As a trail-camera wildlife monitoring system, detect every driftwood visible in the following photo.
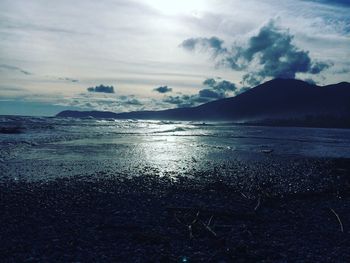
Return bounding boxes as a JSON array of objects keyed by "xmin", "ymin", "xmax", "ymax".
[
  {"xmin": 199, "ymin": 215, "xmax": 217, "ymax": 237},
  {"xmin": 174, "ymin": 211, "xmax": 218, "ymax": 239},
  {"xmin": 330, "ymin": 208, "xmax": 344, "ymax": 233},
  {"xmin": 254, "ymin": 197, "xmax": 261, "ymax": 211}
]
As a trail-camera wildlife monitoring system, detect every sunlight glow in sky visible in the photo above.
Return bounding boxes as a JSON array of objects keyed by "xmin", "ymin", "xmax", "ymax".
[
  {"xmin": 0, "ymin": 0, "xmax": 349, "ymax": 115},
  {"xmin": 144, "ymin": 0, "xmax": 207, "ymax": 15}
]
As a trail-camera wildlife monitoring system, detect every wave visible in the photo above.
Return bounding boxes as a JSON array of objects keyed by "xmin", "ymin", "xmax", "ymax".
[
  {"xmin": 191, "ymin": 122, "xmax": 216, "ymax": 127},
  {"xmin": 151, "ymin": 127, "xmax": 188, "ymax": 134},
  {"xmin": 159, "ymin": 120, "xmax": 179, "ymax": 125}
]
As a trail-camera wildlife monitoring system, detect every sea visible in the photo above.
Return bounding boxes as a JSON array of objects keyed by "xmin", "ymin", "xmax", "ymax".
[{"xmin": 1, "ymin": 115, "xmax": 350, "ymax": 181}]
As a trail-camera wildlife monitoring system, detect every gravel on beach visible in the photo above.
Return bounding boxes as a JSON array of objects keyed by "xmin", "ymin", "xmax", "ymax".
[{"xmin": 1, "ymin": 157, "xmax": 350, "ymax": 262}]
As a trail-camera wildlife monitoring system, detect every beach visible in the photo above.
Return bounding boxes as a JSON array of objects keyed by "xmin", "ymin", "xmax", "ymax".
[
  {"xmin": 1, "ymin": 117, "xmax": 350, "ymax": 262},
  {"xmin": 1, "ymin": 157, "xmax": 350, "ymax": 262}
]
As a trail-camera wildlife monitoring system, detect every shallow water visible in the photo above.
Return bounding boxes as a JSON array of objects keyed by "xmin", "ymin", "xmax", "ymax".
[{"xmin": 1, "ymin": 116, "xmax": 350, "ymax": 180}]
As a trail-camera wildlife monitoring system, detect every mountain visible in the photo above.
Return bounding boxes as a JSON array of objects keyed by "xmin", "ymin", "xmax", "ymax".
[{"xmin": 57, "ymin": 79, "xmax": 350, "ymax": 127}]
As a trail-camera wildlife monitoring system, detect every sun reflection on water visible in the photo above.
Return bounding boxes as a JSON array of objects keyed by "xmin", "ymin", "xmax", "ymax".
[{"xmin": 137, "ymin": 124, "xmax": 202, "ymax": 178}]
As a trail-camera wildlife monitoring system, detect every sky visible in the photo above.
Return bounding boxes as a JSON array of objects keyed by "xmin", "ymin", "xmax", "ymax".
[{"xmin": 0, "ymin": 0, "xmax": 349, "ymax": 116}]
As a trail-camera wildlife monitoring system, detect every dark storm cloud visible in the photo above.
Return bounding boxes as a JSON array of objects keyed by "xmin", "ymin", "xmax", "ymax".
[
  {"xmin": 232, "ymin": 21, "xmax": 332, "ymax": 83},
  {"xmin": 164, "ymin": 78, "xmax": 237, "ymax": 108},
  {"xmin": 181, "ymin": 20, "xmax": 331, "ymax": 86},
  {"xmin": 199, "ymin": 89, "xmax": 225, "ymax": 99},
  {"xmin": 204, "ymin": 78, "xmax": 237, "ymax": 92},
  {"xmin": 241, "ymin": 74, "xmax": 261, "ymax": 87},
  {"xmin": 159, "ymin": 79, "xmax": 235, "ymax": 107},
  {"xmin": 201, "ymin": 78, "xmax": 237, "ymax": 97},
  {"xmin": 239, "ymin": 21, "xmax": 314, "ymax": 78},
  {"xmin": 203, "ymin": 78, "xmax": 216, "ymax": 87},
  {"xmin": 164, "ymin": 95, "xmax": 195, "ymax": 108},
  {"xmin": 309, "ymin": 61, "xmax": 331, "ymax": 74},
  {"xmin": 0, "ymin": 64, "xmax": 32, "ymax": 75},
  {"xmin": 180, "ymin": 37, "xmax": 227, "ymax": 55},
  {"xmin": 154, "ymin": 85, "xmax": 172, "ymax": 93},
  {"xmin": 87, "ymin": 84, "xmax": 115, "ymax": 93},
  {"xmin": 164, "ymin": 93, "xmax": 217, "ymax": 108},
  {"xmin": 302, "ymin": 0, "xmax": 350, "ymax": 7}
]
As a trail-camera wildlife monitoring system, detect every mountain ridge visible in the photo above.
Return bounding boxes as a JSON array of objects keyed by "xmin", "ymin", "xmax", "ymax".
[{"xmin": 56, "ymin": 79, "xmax": 350, "ymax": 128}]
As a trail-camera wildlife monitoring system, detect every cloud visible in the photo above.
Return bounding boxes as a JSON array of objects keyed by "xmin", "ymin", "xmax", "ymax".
[
  {"xmin": 119, "ymin": 95, "xmax": 143, "ymax": 105},
  {"xmin": 164, "ymin": 95, "xmax": 195, "ymax": 108},
  {"xmin": 309, "ymin": 61, "xmax": 331, "ymax": 74},
  {"xmin": 241, "ymin": 74, "xmax": 261, "ymax": 87},
  {"xmin": 200, "ymin": 78, "xmax": 237, "ymax": 98},
  {"xmin": 87, "ymin": 84, "xmax": 115, "ymax": 93},
  {"xmin": 180, "ymin": 37, "xmax": 227, "ymax": 56},
  {"xmin": 57, "ymin": 91, "xmax": 150, "ymax": 113},
  {"xmin": 154, "ymin": 85, "xmax": 172, "ymax": 93},
  {"xmin": 303, "ymin": 78, "xmax": 317, "ymax": 85},
  {"xmin": 235, "ymin": 86, "xmax": 251, "ymax": 95},
  {"xmin": 58, "ymin": 77, "xmax": 79, "ymax": 83},
  {"xmin": 198, "ymin": 89, "xmax": 224, "ymax": 99},
  {"xmin": 164, "ymin": 93, "xmax": 217, "ymax": 108},
  {"xmin": 181, "ymin": 20, "xmax": 332, "ymax": 86},
  {"xmin": 0, "ymin": 64, "xmax": 32, "ymax": 75},
  {"xmin": 204, "ymin": 78, "xmax": 237, "ymax": 92},
  {"xmin": 164, "ymin": 78, "xmax": 237, "ymax": 108},
  {"xmin": 238, "ymin": 21, "xmax": 332, "ymax": 85},
  {"xmin": 303, "ymin": 0, "xmax": 350, "ymax": 7},
  {"xmin": 0, "ymin": 85, "xmax": 26, "ymax": 92}
]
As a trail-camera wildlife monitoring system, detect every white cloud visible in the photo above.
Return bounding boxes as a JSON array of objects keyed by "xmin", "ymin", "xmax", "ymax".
[{"xmin": 0, "ymin": 0, "xmax": 349, "ymax": 114}]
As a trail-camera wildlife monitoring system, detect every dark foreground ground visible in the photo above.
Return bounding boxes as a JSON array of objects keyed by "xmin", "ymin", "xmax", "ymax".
[{"xmin": 1, "ymin": 158, "xmax": 350, "ymax": 262}]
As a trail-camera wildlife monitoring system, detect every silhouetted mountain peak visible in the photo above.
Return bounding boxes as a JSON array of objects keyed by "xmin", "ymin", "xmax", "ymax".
[
  {"xmin": 56, "ymin": 79, "xmax": 350, "ymax": 128},
  {"xmin": 252, "ymin": 78, "xmax": 314, "ymax": 92}
]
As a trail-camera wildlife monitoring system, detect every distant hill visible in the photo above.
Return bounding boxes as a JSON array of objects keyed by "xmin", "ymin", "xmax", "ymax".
[{"xmin": 57, "ymin": 79, "xmax": 350, "ymax": 128}]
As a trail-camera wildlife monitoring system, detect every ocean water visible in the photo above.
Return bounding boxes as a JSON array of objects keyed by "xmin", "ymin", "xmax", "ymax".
[{"xmin": 1, "ymin": 116, "xmax": 350, "ymax": 181}]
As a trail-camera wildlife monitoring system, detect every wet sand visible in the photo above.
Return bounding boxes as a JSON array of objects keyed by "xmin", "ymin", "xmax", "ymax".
[{"xmin": 1, "ymin": 158, "xmax": 350, "ymax": 262}]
